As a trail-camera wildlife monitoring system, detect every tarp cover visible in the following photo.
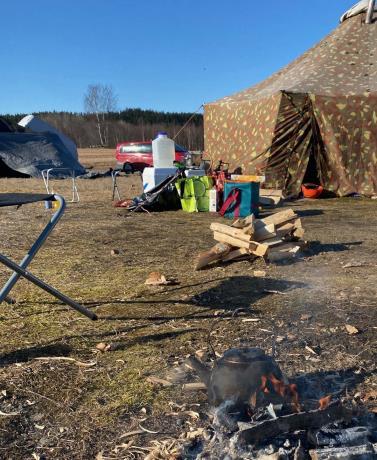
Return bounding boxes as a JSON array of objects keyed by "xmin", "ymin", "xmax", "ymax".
[
  {"xmin": 0, "ymin": 132, "xmax": 85, "ymax": 177},
  {"xmin": 204, "ymin": 10, "xmax": 377, "ymax": 196}
]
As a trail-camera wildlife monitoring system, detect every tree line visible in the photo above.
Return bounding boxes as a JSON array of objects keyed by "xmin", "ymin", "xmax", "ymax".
[{"xmin": 2, "ymin": 108, "xmax": 204, "ymax": 150}]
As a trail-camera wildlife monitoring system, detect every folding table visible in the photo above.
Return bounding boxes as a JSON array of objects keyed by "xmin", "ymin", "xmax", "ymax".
[{"xmin": 0, "ymin": 193, "xmax": 97, "ymax": 320}]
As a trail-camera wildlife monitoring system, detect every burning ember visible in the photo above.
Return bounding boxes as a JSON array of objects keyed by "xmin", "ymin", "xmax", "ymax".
[
  {"xmin": 318, "ymin": 395, "xmax": 332, "ymax": 411},
  {"xmin": 258, "ymin": 373, "xmax": 301, "ymax": 412}
]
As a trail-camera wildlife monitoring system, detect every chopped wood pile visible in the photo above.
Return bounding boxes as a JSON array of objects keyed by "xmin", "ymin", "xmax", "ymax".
[
  {"xmin": 196, "ymin": 208, "xmax": 306, "ymax": 270},
  {"xmin": 259, "ymin": 188, "xmax": 284, "ymax": 208}
]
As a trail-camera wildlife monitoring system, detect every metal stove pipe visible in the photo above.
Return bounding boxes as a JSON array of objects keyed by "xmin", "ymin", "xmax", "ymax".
[{"xmin": 366, "ymin": 0, "xmax": 376, "ymax": 24}]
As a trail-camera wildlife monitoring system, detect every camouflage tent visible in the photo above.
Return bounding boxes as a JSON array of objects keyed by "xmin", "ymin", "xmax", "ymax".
[{"xmin": 204, "ymin": 7, "xmax": 377, "ymax": 196}]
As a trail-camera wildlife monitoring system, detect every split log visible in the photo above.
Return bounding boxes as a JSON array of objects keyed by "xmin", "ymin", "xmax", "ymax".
[
  {"xmin": 309, "ymin": 444, "xmax": 376, "ymax": 460},
  {"xmin": 195, "ymin": 242, "xmax": 232, "ymax": 270},
  {"xmin": 213, "ymin": 232, "xmax": 252, "ymax": 250},
  {"xmin": 259, "ymin": 209, "xmax": 298, "ymax": 227},
  {"xmin": 267, "ymin": 250, "xmax": 299, "ymax": 263},
  {"xmin": 210, "ymin": 223, "xmax": 252, "ymax": 242},
  {"xmin": 237, "ymin": 401, "xmax": 355, "ymax": 447},
  {"xmin": 253, "ymin": 223, "xmax": 276, "ymax": 242},
  {"xmin": 275, "ymin": 222, "xmax": 295, "ymax": 237},
  {"xmin": 231, "ymin": 214, "xmax": 255, "ymax": 233},
  {"xmin": 262, "ymin": 237, "xmax": 285, "ymax": 247},
  {"xmin": 259, "ymin": 196, "xmax": 282, "ymax": 207},
  {"xmin": 249, "ymin": 241, "xmax": 269, "ymax": 257},
  {"xmin": 259, "ymin": 188, "xmax": 284, "ymax": 197},
  {"xmin": 293, "ymin": 227, "xmax": 305, "ymax": 239},
  {"xmin": 222, "ymin": 248, "xmax": 250, "ymax": 262},
  {"xmin": 267, "ymin": 242, "xmax": 305, "ymax": 262},
  {"xmin": 259, "ymin": 196, "xmax": 276, "ymax": 207},
  {"xmin": 269, "ymin": 242, "xmax": 305, "ymax": 252},
  {"xmin": 182, "ymin": 382, "xmax": 207, "ymax": 391}
]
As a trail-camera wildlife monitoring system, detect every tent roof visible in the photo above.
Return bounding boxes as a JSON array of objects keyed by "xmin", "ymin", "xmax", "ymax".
[{"xmin": 208, "ymin": 13, "xmax": 377, "ymax": 105}]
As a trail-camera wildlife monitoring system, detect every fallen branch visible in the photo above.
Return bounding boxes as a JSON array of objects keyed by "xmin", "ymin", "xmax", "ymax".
[
  {"xmin": 119, "ymin": 429, "xmax": 145, "ymax": 439},
  {"xmin": 146, "ymin": 376, "xmax": 173, "ymax": 387},
  {"xmin": 0, "ymin": 410, "xmax": 21, "ymax": 416},
  {"xmin": 34, "ymin": 357, "xmax": 96, "ymax": 367}
]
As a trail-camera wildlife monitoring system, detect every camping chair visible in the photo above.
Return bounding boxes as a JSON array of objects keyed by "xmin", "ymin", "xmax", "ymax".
[
  {"xmin": 0, "ymin": 193, "xmax": 97, "ymax": 320},
  {"xmin": 41, "ymin": 168, "xmax": 80, "ymax": 202}
]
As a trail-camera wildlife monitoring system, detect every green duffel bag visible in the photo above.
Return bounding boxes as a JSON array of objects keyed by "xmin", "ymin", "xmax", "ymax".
[{"xmin": 176, "ymin": 176, "xmax": 213, "ymax": 212}]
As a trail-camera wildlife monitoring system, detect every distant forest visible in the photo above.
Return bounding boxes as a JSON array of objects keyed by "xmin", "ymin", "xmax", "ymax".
[{"xmin": 3, "ymin": 108, "xmax": 204, "ymax": 150}]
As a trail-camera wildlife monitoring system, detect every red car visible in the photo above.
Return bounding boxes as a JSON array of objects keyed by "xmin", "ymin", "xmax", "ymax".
[{"xmin": 115, "ymin": 141, "xmax": 188, "ymax": 172}]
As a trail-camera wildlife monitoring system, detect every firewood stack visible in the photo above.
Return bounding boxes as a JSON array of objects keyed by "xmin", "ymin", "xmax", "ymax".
[{"xmin": 196, "ymin": 209, "xmax": 306, "ymax": 270}]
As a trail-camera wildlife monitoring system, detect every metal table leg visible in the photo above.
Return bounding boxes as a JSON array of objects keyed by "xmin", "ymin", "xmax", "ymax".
[
  {"xmin": 0, "ymin": 253, "xmax": 97, "ymax": 320},
  {"xmin": 0, "ymin": 195, "xmax": 66, "ymax": 303},
  {"xmin": 112, "ymin": 170, "xmax": 122, "ymax": 200}
]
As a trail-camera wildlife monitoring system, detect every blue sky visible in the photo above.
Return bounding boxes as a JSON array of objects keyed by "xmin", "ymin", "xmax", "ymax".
[{"xmin": 0, "ymin": 0, "xmax": 356, "ymax": 114}]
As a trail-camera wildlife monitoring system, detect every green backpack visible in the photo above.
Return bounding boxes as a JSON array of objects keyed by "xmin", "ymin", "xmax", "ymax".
[{"xmin": 176, "ymin": 176, "xmax": 213, "ymax": 212}]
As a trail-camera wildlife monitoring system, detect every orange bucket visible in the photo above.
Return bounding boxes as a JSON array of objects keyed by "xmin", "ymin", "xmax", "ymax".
[{"xmin": 302, "ymin": 183, "xmax": 323, "ymax": 199}]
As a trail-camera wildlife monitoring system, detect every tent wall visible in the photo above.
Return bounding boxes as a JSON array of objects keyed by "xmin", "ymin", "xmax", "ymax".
[
  {"xmin": 204, "ymin": 93, "xmax": 282, "ymax": 173},
  {"xmin": 310, "ymin": 94, "xmax": 377, "ymax": 196}
]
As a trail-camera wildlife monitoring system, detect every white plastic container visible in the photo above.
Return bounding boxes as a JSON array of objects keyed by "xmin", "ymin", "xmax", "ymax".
[
  {"xmin": 185, "ymin": 169, "xmax": 206, "ymax": 178},
  {"xmin": 142, "ymin": 167, "xmax": 177, "ymax": 192},
  {"xmin": 209, "ymin": 189, "xmax": 218, "ymax": 212},
  {"xmin": 152, "ymin": 132, "xmax": 175, "ymax": 168}
]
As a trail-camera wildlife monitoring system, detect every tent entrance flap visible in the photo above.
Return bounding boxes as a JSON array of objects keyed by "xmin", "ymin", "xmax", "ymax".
[
  {"xmin": 254, "ymin": 93, "xmax": 314, "ymax": 195},
  {"xmin": 302, "ymin": 149, "xmax": 321, "ymax": 185}
]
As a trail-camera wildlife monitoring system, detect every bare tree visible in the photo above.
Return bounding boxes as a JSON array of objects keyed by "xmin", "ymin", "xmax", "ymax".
[{"xmin": 84, "ymin": 84, "xmax": 117, "ymax": 146}]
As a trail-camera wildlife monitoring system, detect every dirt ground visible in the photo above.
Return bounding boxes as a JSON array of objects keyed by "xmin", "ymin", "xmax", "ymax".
[{"xmin": 0, "ymin": 168, "xmax": 376, "ymax": 459}]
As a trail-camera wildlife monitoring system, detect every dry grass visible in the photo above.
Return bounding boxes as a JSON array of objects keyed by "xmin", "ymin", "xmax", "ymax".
[
  {"xmin": 0, "ymin": 173, "xmax": 376, "ymax": 458},
  {"xmin": 78, "ymin": 148, "xmax": 116, "ymax": 170}
]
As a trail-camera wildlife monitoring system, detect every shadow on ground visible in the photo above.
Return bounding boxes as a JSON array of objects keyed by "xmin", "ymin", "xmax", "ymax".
[{"xmin": 0, "ymin": 343, "xmax": 72, "ymax": 366}]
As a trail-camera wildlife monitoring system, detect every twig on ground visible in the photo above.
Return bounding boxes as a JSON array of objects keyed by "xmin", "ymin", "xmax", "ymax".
[{"xmin": 34, "ymin": 357, "xmax": 97, "ymax": 367}]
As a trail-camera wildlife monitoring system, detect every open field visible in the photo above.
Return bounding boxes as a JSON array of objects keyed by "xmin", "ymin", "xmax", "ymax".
[
  {"xmin": 0, "ymin": 174, "xmax": 376, "ymax": 458},
  {"xmin": 78, "ymin": 148, "xmax": 116, "ymax": 170}
]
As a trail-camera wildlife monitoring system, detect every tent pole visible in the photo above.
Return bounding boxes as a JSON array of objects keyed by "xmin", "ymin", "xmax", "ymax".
[{"xmin": 366, "ymin": 0, "xmax": 376, "ymax": 23}]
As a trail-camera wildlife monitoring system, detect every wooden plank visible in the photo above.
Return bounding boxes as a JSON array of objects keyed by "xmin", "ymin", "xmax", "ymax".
[
  {"xmin": 210, "ymin": 223, "xmax": 252, "ymax": 242},
  {"xmin": 195, "ymin": 242, "xmax": 232, "ymax": 270}
]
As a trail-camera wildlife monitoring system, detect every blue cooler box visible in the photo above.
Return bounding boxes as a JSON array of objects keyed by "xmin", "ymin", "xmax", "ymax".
[{"xmin": 220, "ymin": 181, "xmax": 260, "ymax": 218}]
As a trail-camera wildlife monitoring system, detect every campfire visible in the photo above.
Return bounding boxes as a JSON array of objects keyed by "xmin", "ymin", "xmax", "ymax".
[{"xmin": 183, "ymin": 348, "xmax": 377, "ymax": 459}]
